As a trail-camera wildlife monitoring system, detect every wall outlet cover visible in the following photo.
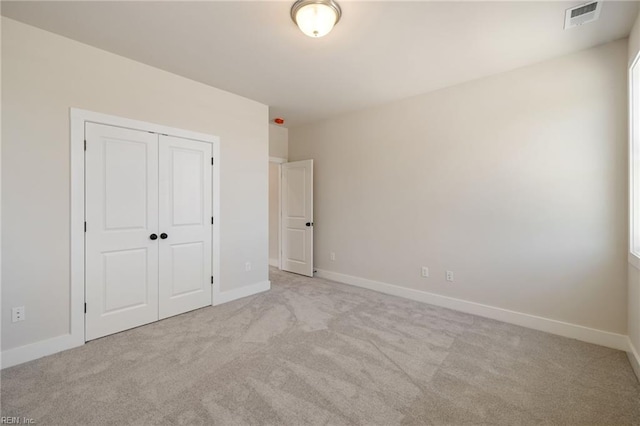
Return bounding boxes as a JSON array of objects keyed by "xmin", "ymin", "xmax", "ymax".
[{"xmin": 12, "ymin": 306, "xmax": 25, "ymax": 322}]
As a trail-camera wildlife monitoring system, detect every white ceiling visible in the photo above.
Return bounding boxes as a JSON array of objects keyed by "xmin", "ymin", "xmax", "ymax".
[{"xmin": 2, "ymin": 1, "xmax": 638, "ymax": 127}]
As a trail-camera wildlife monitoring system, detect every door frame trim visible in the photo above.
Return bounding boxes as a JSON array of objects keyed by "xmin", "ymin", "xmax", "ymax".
[
  {"xmin": 70, "ymin": 108, "xmax": 221, "ymax": 345},
  {"xmin": 269, "ymin": 156, "xmax": 287, "ymax": 270}
]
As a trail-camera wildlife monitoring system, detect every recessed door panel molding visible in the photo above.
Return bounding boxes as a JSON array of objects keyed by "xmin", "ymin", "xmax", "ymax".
[
  {"xmin": 281, "ymin": 159, "xmax": 314, "ymax": 277},
  {"xmin": 102, "ymin": 248, "xmax": 149, "ymax": 314},
  {"xmin": 103, "ymin": 139, "xmax": 149, "ymax": 231},
  {"xmin": 170, "ymin": 242, "xmax": 205, "ymax": 297},
  {"xmin": 158, "ymin": 135, "xmax": 212, "ymax": 319},
  {"xmin": 170, "ymin": 147, "xmax": 204, "ymax": 226},
  {"xmin": 285, "ymin": 229, "xmax": 306, "ymax": 263},
  {"xmin": 286, "ymin": 167, "xmax": 306, "ymax": 218},
  {"xmin": 85, "ymin": 123, "xmax": 159, "ymax": 341}
]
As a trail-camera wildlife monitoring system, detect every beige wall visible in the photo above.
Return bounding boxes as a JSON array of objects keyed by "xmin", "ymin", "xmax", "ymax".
[
  {"xmin": 1, "ymin": 18, "xmax": 269, "ymax": 351},
  {"xmin": 628, "ymin": 11, "xmax": 640, "ymax": 374},
  {"xmin": 269, "ymin": 124, "xmax": 288, "ymax": 159},
  {"xmin": 290, "ymin": 39, "xmax": 629, "ymax": 334}
]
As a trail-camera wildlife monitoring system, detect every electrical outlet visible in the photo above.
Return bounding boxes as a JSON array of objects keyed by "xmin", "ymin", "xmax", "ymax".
[
  {"xmin": 330, "ymin": 252, "xmax": 336, "ymax": 261},
  {"xmin": 421, "ymin": 267, "xmax": 429, "ymax": 277},
  {"xmin": 245, "ymin": 262, "xmax": 252, "ymax": 272},
  {"xmin": 12, "ymin": 306, "xmax": 25, "ymax": 323},
  {"xmin": 446, "ymin": 271, "xmax": 454, "ymax": 282}
]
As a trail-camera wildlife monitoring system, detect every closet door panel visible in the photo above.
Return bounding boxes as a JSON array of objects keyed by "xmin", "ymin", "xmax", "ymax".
[
  {"xmin": 85, "ymin": 123, "xmax": 159, "ymax": 341},
  {"xmin": 158, "ymin": 135, "xmax": 212, "ymax": 319}
]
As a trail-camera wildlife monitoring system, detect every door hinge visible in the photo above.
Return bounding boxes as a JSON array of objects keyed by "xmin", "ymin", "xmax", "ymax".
[
  {"xmin": 84, "ymin": 303, "xmax": 87, "ymax": 313},
  {"xmin": 211, "ymin": 157, "xmax": 214, "ymax": 165},
  {"xmin": 211, "ymin": 276, "xmax": 214, "ymax": 284},
  {"xmin": 84, "ymin": 222, "xmax": 87, "ymax": 232},
  {"xmin": 84, "ymin": 140, "xmax": 87, "ymax": 151},
  {"xmin": 211, "ymin": 217, "xmax": 214, "ymax": 225}
]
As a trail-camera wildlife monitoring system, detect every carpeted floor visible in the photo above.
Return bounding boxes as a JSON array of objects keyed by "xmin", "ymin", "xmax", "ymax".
[{"xmin": 2, "ymin": 268, "xmax": 639, "ymax": 425}]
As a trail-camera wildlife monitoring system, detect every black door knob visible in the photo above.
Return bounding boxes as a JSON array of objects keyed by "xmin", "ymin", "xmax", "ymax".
[
  {"xmin": 306, "ymin": 222, "xmax": 313, "ymax": 227},
  {"xmin": 160, "ymin": 233, "xmax": 168, "ymax": 239},
  {"xmin": 150, "ymin": 234, "xmax": 158, "ymax": 240}
]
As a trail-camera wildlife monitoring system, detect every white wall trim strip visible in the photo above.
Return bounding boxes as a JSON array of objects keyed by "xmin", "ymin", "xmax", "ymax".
[
  {"xmin": 315, "ymin": 269, "xmax": 629, "ymax": 351},
  {"xmin": 1, "ymin": 334, "xmax": 84, "ymax": 369},
  {"xmin": 627, "ymin": 337, "xmax": 640, "ymax": 381},
  {"xmin": 213, "ymin": 280, "xmax": 271, "ymax": 306}
]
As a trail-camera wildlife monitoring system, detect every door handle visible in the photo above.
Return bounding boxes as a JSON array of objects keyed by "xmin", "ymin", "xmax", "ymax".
[
  {"xmin": 305, "ymin": 222, "xmax": 313, "ymax": 227},
  {"xmin": 150, "ymin": 234, "xmax": 158, "ymax": 240},
  {"xmin": 160, "ymin": 233, "xmax": 168, "ymax": 239}
]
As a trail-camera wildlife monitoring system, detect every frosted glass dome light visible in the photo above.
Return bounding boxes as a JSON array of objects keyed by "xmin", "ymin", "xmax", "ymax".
[{"xmin": 291, "ymin": 0, "xmax": 342, "ymax": 38}]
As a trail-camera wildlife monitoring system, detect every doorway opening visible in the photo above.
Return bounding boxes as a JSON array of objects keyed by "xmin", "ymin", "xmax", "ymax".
[{"xmin": 269, "ymin": 157, "xmax": 286, "ymax": 269}]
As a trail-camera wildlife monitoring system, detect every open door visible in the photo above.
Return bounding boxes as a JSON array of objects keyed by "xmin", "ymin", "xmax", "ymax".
[{"xmin": 281, "ymin": 160, "xmax": 314, "ymax": 277}]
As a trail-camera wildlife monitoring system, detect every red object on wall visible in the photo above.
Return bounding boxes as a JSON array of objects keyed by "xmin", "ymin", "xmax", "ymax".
[{"xmin": 274, "ymin": 118, "xmax": 285, "ymax": 125}]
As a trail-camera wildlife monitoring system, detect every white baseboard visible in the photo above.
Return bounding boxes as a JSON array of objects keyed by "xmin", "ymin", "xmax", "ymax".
[
  {"xmin": 315, "ymin": 269, "xmax": 629, "ymax": 352},
  {"xmin": 627, "ymin": 337, "xmax": 640, "ymax": 381},
  {"xmin": 269, "ymin": 258, "xmax": 279, "ymax": 268},
  {"xmin": 213, "ymin": 280, "xmax": 271, "ymax": 306},
  {"xmin": 1, "ymin": 333, "xmax": 84, "ymax": 370}
]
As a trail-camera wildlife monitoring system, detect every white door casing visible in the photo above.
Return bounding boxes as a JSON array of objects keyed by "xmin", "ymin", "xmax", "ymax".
[
  {"xmin": 62, "ymin": 108, "xmax": 219, "ymax": 360},
  {"xmin": 158, "ymin": 135, "xmax": 213, "ymax": 319},
  {"xmin": 85, "ymin": 123, "xmax": 160, "ymax": 340},
  {"xmin": 281, "ymin": 160, "xmax": 314, "ymax": 277}
]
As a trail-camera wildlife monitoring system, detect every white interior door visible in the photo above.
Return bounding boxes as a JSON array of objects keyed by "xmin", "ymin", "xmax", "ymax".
[
  {"xmin": 85, "ymin": 123, "xmax": 159, "ymax": 341},
  {"xmin": 158, "ymin": 135, "xmax": 212, "ymax": 319},
  {"xmin": 281, "ymin": 160, "xmax": 314, "ymax": 277}
]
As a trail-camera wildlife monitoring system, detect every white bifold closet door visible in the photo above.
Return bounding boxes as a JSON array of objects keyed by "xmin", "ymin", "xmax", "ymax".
[
  {"xmin": 158, "ymin": 135, "xmax": 212, "ymax": 320},
  {"xmin": 85, "ymin": 123, "xmax": 212, "ymax": 341}
]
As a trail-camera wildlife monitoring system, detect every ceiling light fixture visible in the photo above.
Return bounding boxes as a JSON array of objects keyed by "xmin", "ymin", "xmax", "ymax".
[{"xmin": 291, "ymin": 0, "xmax": 342, "ymax": 38}]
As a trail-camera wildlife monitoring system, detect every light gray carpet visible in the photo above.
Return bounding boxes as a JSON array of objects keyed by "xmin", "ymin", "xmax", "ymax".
[{"xmin": 2, "ymin": 268, "xmax": 639, "ymax": 425}]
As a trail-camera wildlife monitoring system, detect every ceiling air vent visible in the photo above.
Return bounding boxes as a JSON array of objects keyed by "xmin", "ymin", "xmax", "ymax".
[{"xmin": 564, "ymin": 1, "xmax": 602, "ymax": 29}]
